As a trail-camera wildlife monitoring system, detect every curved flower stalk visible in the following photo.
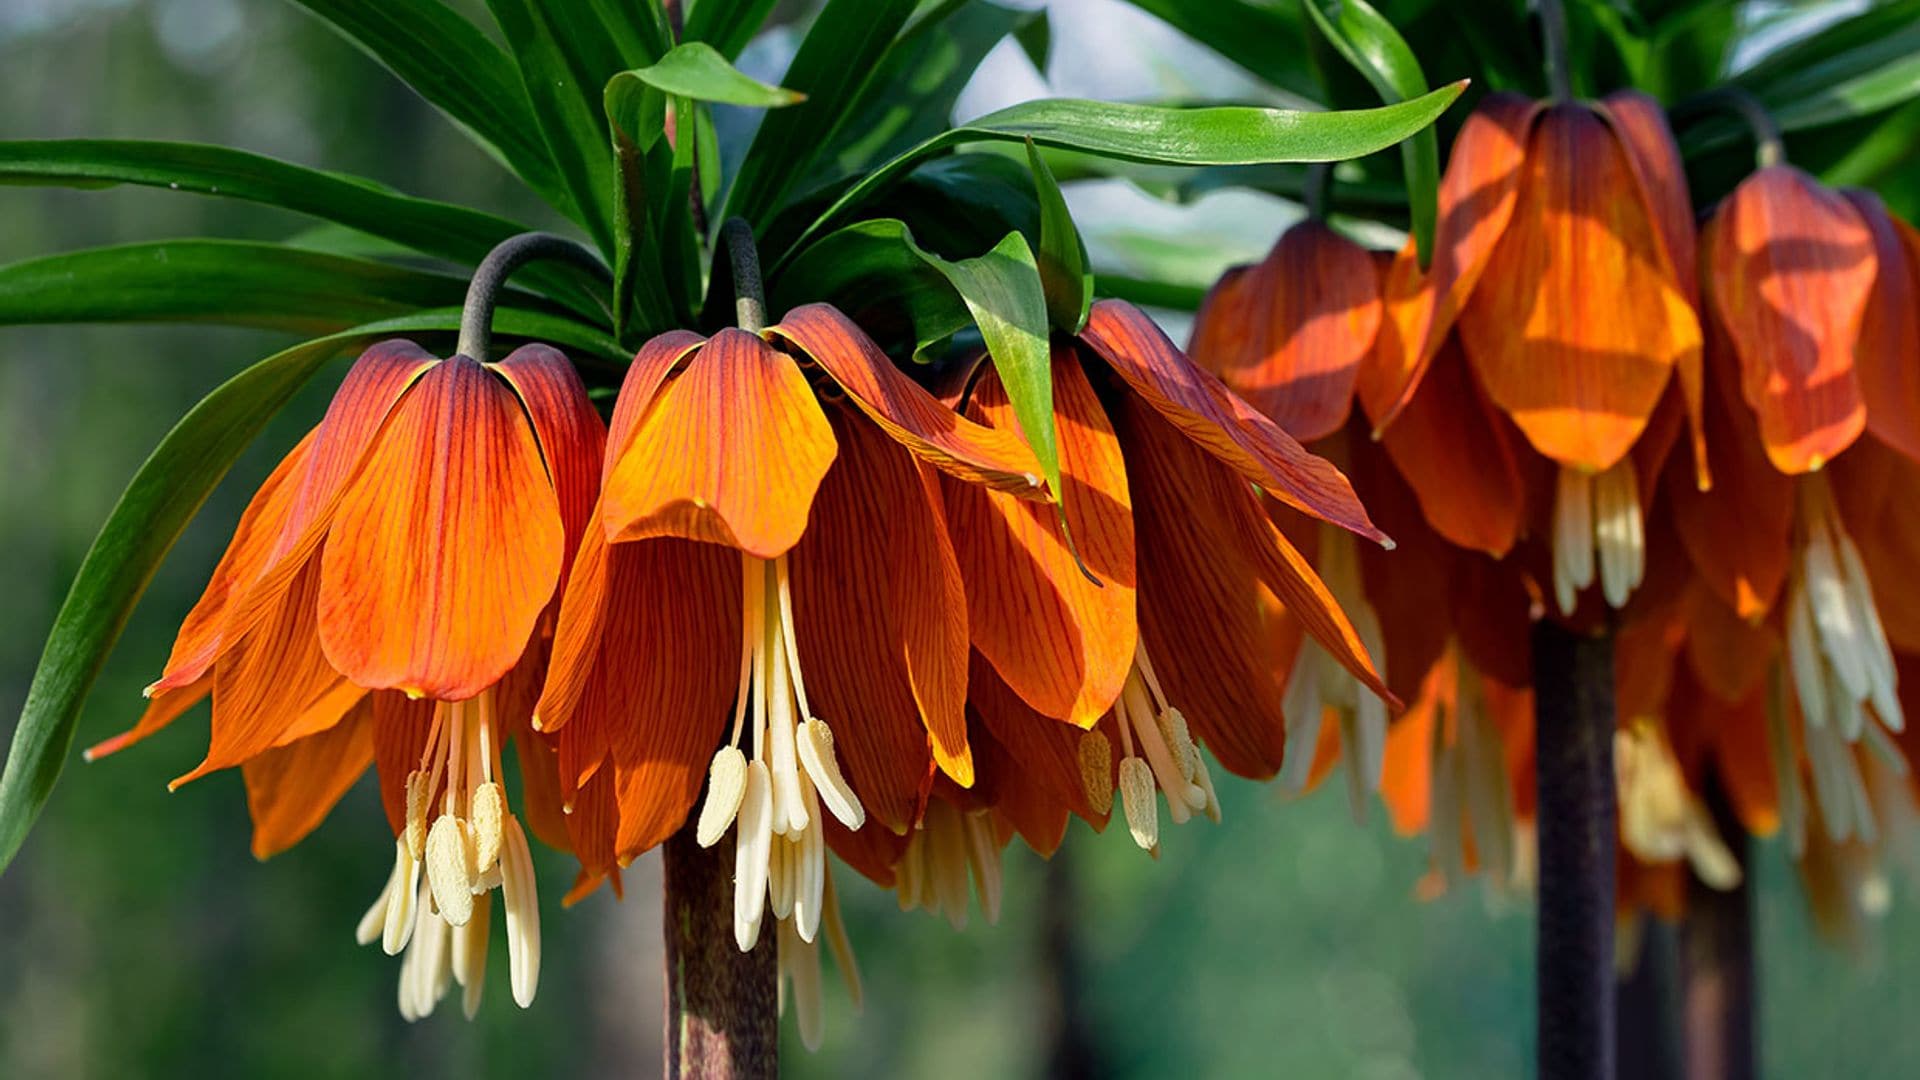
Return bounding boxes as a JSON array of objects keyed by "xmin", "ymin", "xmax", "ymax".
[
  {"xmin": 1363, "ymin": 90, "xmax": 1704, "ymax": 617},
  {"xmin": 87, "ymin": 337, "xmax": 605, "ymax": 1019},
  {"xmin": 941, "ymin": 297, "xmax": 1392, "ymax": 856},
  {"xmin": 534, "ymin": 302, "xmax": 1044, "ymax": 1047}
]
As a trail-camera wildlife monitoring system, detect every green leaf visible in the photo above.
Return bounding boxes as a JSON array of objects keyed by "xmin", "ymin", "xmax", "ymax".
[
  {"xmin": 605, "ymin": 76, "xmax": 693, "ymax": 337},
  {"xmin": 684, "ymin": 0, "xmax": 782, "ymax": 60},
  {"xmin": 0, "ymin": 306, "xmax": 621, "ymax": 875},
  {"xmin": 286, "ymin": 0, "xmax": 567, "ymax": 212},
  {"xmin": 1094, "ymin": 272, "xmax": 1210, "ymax": 313},
  {"xmin": 780, "ymin": 83, "xmax": 1467, "ymax": 266},
  {"xmin": 722, "ymin": 0, "xmax": 919, "ymax": 229},
  {"xmin": 1026, "ymin": 140, "xmax": 1090, "ymax": 333},
  {"xmin": 1302, "ymin": 0, "xmax": 1439, "ymax": 268},
  {"xmin": 775, "ymin": 219, "xmax": 1061, "ymax": 497},
  {"xmin": 485, "ymin": 0, "xmax": 628, "ymax": 252},
  {"xmin": 0, "ymin": 140, "xmax": 606, "ymax": 320},
  {"xmin": 1116, "ymin": 0, "xmax": 1320, "ymax": 102},
  {"xmin": 617, "ymin": 41, "xmax": 805, "ymax": 107},
  {"xmin": 0, "ymin": 240, "xmax": 538, "ymax": 334},
  {"xmin": 820, "ymin": 0, "xmax": 1035, "ymax": 178}
]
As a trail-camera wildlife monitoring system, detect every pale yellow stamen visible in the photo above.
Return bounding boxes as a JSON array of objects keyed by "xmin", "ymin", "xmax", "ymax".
[
  {"xmin": 894, "ymin": 802, "xmax": 1002, "ymax": 930},
  {"xmin": 1281, "ymin": 526, "xmax": 1389, "ymax": 821}
]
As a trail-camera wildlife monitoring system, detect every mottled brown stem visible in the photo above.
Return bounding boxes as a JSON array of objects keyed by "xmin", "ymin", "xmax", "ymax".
[
  {"xmin": 1040, "ymin": 849, "xmax": 1105, "ymax": 1080},
  {"xmin": 1534, "ymin": 621, "xmax": 1617, "ymax": 1080},
  {"xmin": 1616, "ymin": 916, "xmax": 1681, "ymax": 1080},
  {"xmin": 1681, "ymin": 783, "xmax": 1755, "ymax": 1080},
  {"xmin": 663, "ymin": 827, "xmax": 778, "ymax": 1079}
]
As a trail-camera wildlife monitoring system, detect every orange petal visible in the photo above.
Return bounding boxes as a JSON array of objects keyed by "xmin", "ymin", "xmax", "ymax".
[
  {"xmin": 1349, "ymin": 432, "xmax": 1458, "ymax": 705},
  {"xmin": 1372, "ymin": 93, "xmax": 1542, "ymax": 426},
  {"xmin": 216, "ymin": 342, "xmax": 438, "ymax": 660},
  {"xmin": 85, "ymin": 675, "xmax": 210, "ymax": 761},
  {"xmin": 146, "ymin": 432, "xmax": 314, "ymax": 696},
  {"xmin": 556, "ymin": 536, "xmax": 738, "ymax": 861},
  {"xmin": 242, "ymin": 695, "xmax": 374, "ymax": 859},
  {"xmin": 767, "ymin": 303, "xmax": 1047, "ymax": 495},
  {"xmin": 1459, "ymin": 104, "xmax": 1698, "ymax": 470},
  {"xmin": 1668, "ymin": 317, "xmax": 1792, "ymax": 620},
  {"xmin": 606, "ymin": 329, "xmax": 707, "ymax": 470},
  {"xmin": 1845, "ymin": 190, "xmax": 1920, "ymax": 466},
  {"xmin": 1709, "ymin": 166, "xmax": 1875, "ymax": 474},
  {"xmin": 1189, "ymin": 222, "xmax": 1379, "ymax": 443},
  {"xmin": 371, "ymin": 693, "xmax": 438, "ymax": 836},
  {"xmin": 791, "ymin": 411, "xmax": 959, "ymax": 828},
  {"xmin": 1081, "ymin": 298, "xmax": 1386, "ymax": 545},
  {"xmin": 946, "ymin": 350, "xmax": 1136, "ymax": 728},
  {"xmin": 563, "ymin": 762, "xmax": 622, "ymax": 885},
  {"xmin": 317, "ymin": 356, "xmax": 563, "ymax": 700},
  {"xmin": 176, "ymin": 559, "xmax": 363, "ymax": 787},
  {"xmin": 492, "ymin": 344, "xmax": 609, "ymax": 579},
  {"xmin": 1599, "ymin": 90, "xmax": 1707, "ymax": 484},
  {"xmin": 1377, "ymin": 337, "xmax": 1529, "ymax": 557},
  {"xmin": 1121, "ymin": 390, "xmax": 1390, "ymax": 768},
  {"xmin": 1381, "ymin": 657, "xmax": 1454, "ymax": 836},
  {"xmin": 824, "ymin": 812, "xmax": 915, "ymax": 887},
  {"xmin": 1834, "ymin": 438, "xmax": 1920, "ymax": 653},
  {"xmin": 1682, "ymin": 581, "xmax": 1777, "ymax": 704},
  {"xmin": 968, "ymin": 653, "xmax": 1107, "ymax": 835},
  {"xmin": 602, "ymin": 329, "xmax": 836, "ymax": 559}
]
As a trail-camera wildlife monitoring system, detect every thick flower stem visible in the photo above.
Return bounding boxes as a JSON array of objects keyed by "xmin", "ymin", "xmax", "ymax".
[
  {"xmin": 1538, "ymin": 0, "xmax": 1575, "ymax": 103},
  {"xmin": 1677, "ymin": 88, "xmax": 1786, "ymax": 171},
  {"xmin": 1680, "ymin": 784, "xmax": 1754, "ymax": 1080},
  {"xmin": 661, "ymin": 215, "xmax": 781, "ymax": 1079},
  {"xmin": 663, "ymin": 827, "xmax": 779, "ymax": 1079},
  {"xmin": 1533, "ymin": 620, "xmax": 1617, "ymax": 1080},
  {"xmin": 455, "ymin": 231, "xmax": 611, "ymax": 362}
]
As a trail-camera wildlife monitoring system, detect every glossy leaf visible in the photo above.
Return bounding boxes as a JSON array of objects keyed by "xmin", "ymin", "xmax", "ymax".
[
  {"xmin": 1027, "ymin": 139, "xmax": 1091, "ymax": 333},
  {"xmin": 485, "ymin": 0, "xmax": 627, "ymax": 251},
  {"xmin": 721, "ymin": 0, "xmax": 919, "ymax": 228},
  {"xmin": 0, "ymin": 306, "xmax": 609, "ymax": 875},
  {"xmin": 0, "ymin": 140, "xmax": 605, "ymax": 319},
  {"xmin": 287, "ymin": 0, "xmax": 567, "ymax": 211},
  {"xmin": 683, "ymin": 0, "xmax": 782, "ymax": 60},
  {"xmin": 1303, "ymin": 0, "xmax": 1440, "ymax": 269},
  {"xmin": 780, "ymin": 83, "xmax": 1468, "ymax": 263},
  {"xmin": 616, "ymin": 41, "xmax": 804, "ymax": 107},
  {"xmin": 0, "ymin": 240, "xmax": 513, "ymax": 334}
]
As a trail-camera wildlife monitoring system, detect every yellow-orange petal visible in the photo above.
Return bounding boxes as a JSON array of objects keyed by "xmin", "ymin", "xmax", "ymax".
[
  {"xmin": 1599, "ymin": 89, "xmax": 1707, "ymax": 485},
  {"xmin": 1190, "ymin": 222, "xmax": 1380, "ymax": 443},
  {"xmin": 967, "ymin": 653, "xmax": 1108, "ymax": 839},
  {"xmin": 1081, "ymin": 298, "xmax": 1386, "ymax": 545},
  {"xmin": 602, "ymin": 329, "xmax": 836, "ymax": 559},
  {"xmin": 216, "ymin": 342, "xmax": 438, "ymax": 660},
  {"xmin": 492, "ymin": 344, "xmax": 609, "ymax": 578},
  {"xmin": 791, "ymin": 410, "xmax": 957, "ymax": 826},
  {"xmin": 317, "ymin": 355, "xmax": 563, "ymax": 700},
  {"xmin": 1458, "ymin": 104, "xmax": 1698, "ymax": 471},
  {"xmin": 946, "ymin": 350, "xmax": 1136, "ymax": 729},
  {"xmin": 147, "ymin": 433, "xmax": 315, "ymax": 697},
  {"xmin": 1709, "ymin": 166, "xmax": 1875, "ymax": 474},
  {"xmin": 565, "ymin": 537, "xmax": 739, "ymax": 861},
  {"xmin": 1668, "ymin": 318, "xmax": 1793, "ymax": 620},
  {"xmin": 1375, "ymin": 340, "xmax": 1528, "ymax": 558},
  {"xmin": 85, "ymin": 675, "xmax": 210, "ymax": 761},
  {"xmin": 767, "ymin": 303, "xmax": 1047, "ymax": 496},
  {"xmin": 175, "ymin": 559, "xmax": 363, "ymax": 787},
  {"xmin": 1373, "ymin": 93, "xmax": 1542, "ymax": 426},
  {"xmin": 1845, "ymin": 191, "xmax": 1920, "ymax": 467},
  {"xmin": 242, "ymin": 695, "xmax": 375, "ymax": 859},
  {"xmin": 606, "ymin": 329, "xmax": 708, "ymax": 472}
]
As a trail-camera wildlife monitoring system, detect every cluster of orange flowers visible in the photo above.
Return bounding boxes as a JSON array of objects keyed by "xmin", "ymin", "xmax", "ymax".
[
  {"xmin": 91, "ymin": 279, "xmax": 1394, "ymax": 1038},
  {"xmin": 1193, "ymin": 90, "xmax": 1920, "ymax": 942}
]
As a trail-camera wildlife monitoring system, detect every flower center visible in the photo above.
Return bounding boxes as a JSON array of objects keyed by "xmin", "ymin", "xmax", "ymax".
[
  {"xmin": 356, "ymin": 691, "xmax": 540, "ymax": 1020},
  {"xmin": 1551, "ymin": 460, "xmax": 1645, "ymax": 615},
  {"xmin": 1110, "ymin": 641, "xmax": 1220, "ymax": 852},
  {"xmin": 1279, "ymin": 525, "xmax": 1389, "ymax": 821},
  {"xmin": 694, "ymin": 553, "xmax": 866, "ymax": 953},
  {"xmin": 894, "ymin": 799, "xmax": 1003, "ymax": 930}
]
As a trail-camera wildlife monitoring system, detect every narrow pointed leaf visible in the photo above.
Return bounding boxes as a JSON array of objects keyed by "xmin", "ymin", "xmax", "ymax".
[
  {"xmin": 617, "ymin": 42, "xmax": 805, "ymax": 107},
  {"xmin": 683, "ymin": 0, "xmax": 782, "ymax": 60},
  {"xmin": 1027, "ymin": 139, "xmax": 1091, "ymax": 333},
  {"xmin": 1303, "ymin": 0, "xmax": 1441, "ymax": 268}
]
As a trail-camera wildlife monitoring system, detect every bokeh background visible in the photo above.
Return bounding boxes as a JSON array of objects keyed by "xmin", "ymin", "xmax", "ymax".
[{"xmin": 2, "ymin": 1, "xmax": 1917, "ymax": 1076}]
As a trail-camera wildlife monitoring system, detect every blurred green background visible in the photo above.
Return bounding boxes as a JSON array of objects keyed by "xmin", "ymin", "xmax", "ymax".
[{"xmin": 2, "ymin": 1, "xmax": 1918, "ymax": 1076}]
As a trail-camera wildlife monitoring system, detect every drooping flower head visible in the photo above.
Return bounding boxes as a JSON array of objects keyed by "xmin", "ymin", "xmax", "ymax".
[
  {"xmin": 90, "ymin": 339, "xmax": 604, "ymax": 1019},
  {"xmin": 533, "ymin": 303, "xmax": 1043, "ymax": 1046}
]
